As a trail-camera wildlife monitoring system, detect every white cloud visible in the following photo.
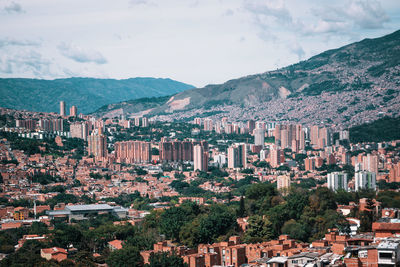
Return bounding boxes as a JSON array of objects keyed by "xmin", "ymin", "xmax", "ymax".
[
  {"xmin": 288, "ymin": 42, "xmax": 305, "ymax": 60},
  {"xmin": 0, "ymin": 50, "xmax": 51, "ymax": 77},
  {"xmin": 57, "ymin": 42, "xmax": 107, "ymax": 64},
  {"xmin": 0, "ymin": 37, "xmax": 41, "ymax": 48},
  {"xmin": 307, "ymin": 0, "xmax": 390, "ymax": 35},
  {"xmin": 338, "ymin": 0, "xmax": 389, "ymax": 29},
  {"xmin": 243, "ymin": 0, "xmax": 294, "ymax": 28},
  {"xmin": 0, "ymin": 0, "xmax": 398, "ymax": 86},
  {"xmin": 4, "ymin": 1, "xmax": 23, "ymax": 13}
]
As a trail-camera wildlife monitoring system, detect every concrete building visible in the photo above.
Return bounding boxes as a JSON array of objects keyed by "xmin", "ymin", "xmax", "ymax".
[
  {"xmin": 277, "ymin": 175, "xmax": 291, "ymax": 191},
  {"xmin": 363, "ymin": 154, "xmax": 379, "ymax": 174},
  {"xmin": 194, "ymin": 144, "xmax": 208, "ymax": 172},
  {"xmin": 115, "ymin": 141, "xmax": 151, "ymax": 164},
  {"xmin": 203, "ymin": 118, "xmax": 213, "ymax": 131},
  {"xmin": 247, "ymin": 120, "xmax": 255, "ymax": 133},
  {"xmin": 59, "ymin": 101, "xmax": 66, "ymax": 117},
  {"xmin": 142, "ymin": 117, "xmax": 149, "ymax": 127},
  {"xmin": 87, "ymin": 132, "xmax": 107, "ymax": 160},
  {"xmin": 159, "ymin": 140, "xmax": 208, "ymax": 162},
  {"xmin": 270, "ymin": 148, "xmax": 282, "ymax": 168},
  {"xmin": 254, "ymin": 128, "xmax": 265, "ymax": 147},
  {"xmin": 389, "ymin": 162, "xmax": 400, "ymax": 183},
  {"xmin": 227, "ymin": 144, "xmax": 247, "ymax": 169},
  {"xmin": 213, "ymin": 153, "xmax": 226, "ymax": 168},
  {"xmin": 38, "ymin": 119, "xmax": 64, "ymax": 132},
  {"xmin": 377, "ymin": 239, "xmax": 400, "ymax": 266},
  {"xmin": 355, "ymin": 171, "xmax": 377, "ymax": 191},
  {"xmin": 69, "ymin": 105, "xmax": 77, "ymax": 117},
  {"xmin": 46, "ymin": 204, "xmax": 127, "ymax": 222},
  {"xmin": 327, "ymin": 172, "xmax": 348, "ymax": 191},
  {"xmin": 70, "ymin": 122, "xmax": 89, "ymax": 140},
  {"xmin": 260, "ymin": 149, "xmax": 268, "ymax": 161}
]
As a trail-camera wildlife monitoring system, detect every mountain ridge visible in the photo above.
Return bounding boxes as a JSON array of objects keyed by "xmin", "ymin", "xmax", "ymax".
[
  {"xmin": 0, "ymin": 77, "xmax": 194, "ymax": 114},
  {"xmin": 93, "ymin": 29, "xmax": 400, "ymax": 128}
]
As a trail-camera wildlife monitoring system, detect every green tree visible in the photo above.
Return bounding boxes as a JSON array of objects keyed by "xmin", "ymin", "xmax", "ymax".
[
  {"xmin": 159, "ymin": 203, "xmax": 198, "ymax": 242},
  {"xmin": 197, "ymin": 207, "xmax": 236, "ymax": 244},
  {"xmin": 106, "ymin": 246, "xmax": 143, "ymax": 267},
  {"xmin": 237, "ymin": 196, "xmax": 246, "ymax": 218},
  {"xmin": 359, "ymin": 198, "xmax": 375, "ymax": 232},
  {"xmin": 281, "ymin": 219, "xmax": 308, "ymax": 242},
  {"xmin": 145, "ymin": 252, "xmax": 187, "ymax": 267},
  {"xmin": 243, "ymin": 215, "xmax": 274, "ymax": 243},
  {"xmin": 0, "ymin": 240, "xmax": 48, "ymax": 267}
]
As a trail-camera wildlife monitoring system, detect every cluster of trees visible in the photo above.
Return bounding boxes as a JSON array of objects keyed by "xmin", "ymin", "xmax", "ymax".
[
  {"xmin": 4, "ymin": 181, "xmax": 400, "ymax": 266},
  {"xmin": 239, "ymin": 184, "xmax": 349, "ymax": 242},
  {"xmin": 31, "ymin": 173, "xmax": 63, "ymax": 185},
  {"xmin": 349, "ymin": 116, "xmax": 400, "ymax": 143},
  {"xmin": 89, "ymin": 172, "xmax": 111, "ymax": 180},
  {"xmin": 0, "ymin": 215, "xmax": 179, "ymax": 267},
  {"xmin": 0, "ymin": 132, "xmax": 86, "ymax": 159},
  {"xmin": 143, "ymin": 201, "xmax": 237, "ymax": 248},
  {"xmin": 0, "ymin": 132, "xmax": 42, "ymax": 155},
  {"xmin": 143, "ymin": 183, "xmax": 351, "ymax": 246}
]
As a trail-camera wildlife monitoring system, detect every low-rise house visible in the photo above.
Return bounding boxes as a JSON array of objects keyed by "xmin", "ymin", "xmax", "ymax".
[
  {"xmin": 40, "ymin": 247, "xmax": 67, "ymax": 262},
  {"xmin": 108, "ymin": 239, "xmax": 124, "ymax": 251}
]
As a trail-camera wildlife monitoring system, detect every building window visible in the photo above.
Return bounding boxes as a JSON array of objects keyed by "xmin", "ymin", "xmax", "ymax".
[{"xmin": 379, "ymin": 252, "xmax": 393, "ymax": 259}]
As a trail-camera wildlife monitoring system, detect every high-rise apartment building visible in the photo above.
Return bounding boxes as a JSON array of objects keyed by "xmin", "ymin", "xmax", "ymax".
[
  {"xmin": 255, "ymin": 121, "xmax": 266, "ymax": 131},
  {"xmin": 114, "ymin": 141, "xmax": 151, "ymax": 163},
  {"xmin": 277, "ymin": 175, "xmax": 291, "ymax": 191},
  {"xmin": 134, "ymin": 117, "xmax": 141, "ymax": 127},
  {"xmin": 254, "ymin": 128, "xmax": 265, "ymax": 147},
  {"xmin": 159, "ymin": 140, "xmax": 208, "ymax": 162},
  {"xmin": 389, "ymin": 162, "xmax": 400, "ymax": 183},
  {"xmin": 87, "ymin": 132, "xmax": 107, "ymax": 160},
  {"xmin": 194, "ymin": 118, "xmax": 202, "ymax": 125},
  {"xmin": 310, "ymin": 125, "xmax": 331, "ymax": 149},
  {"xmin": 274, "ymin": 124, "xmax": 304, "ymax": 150},
  {"xmin": 194, "ymin": 145, "xmax": 208, "ymax": 171},
  {"xmin": 38, "ymin": 119, "xmax": 64, "ymax": 132},
  {"xmin": 327, "ymin": 172, "xmax": 348, "ymax": 191},
  {"xmin": 363, "ymin": 154, "xmax": 379, "ymax": 174},
  {"xmin": 213, "ymin": 153, "xmax": 226, "ymax": 168},
  {"xmin": 221, "ymin": 117, "xmax": 228, "ymax": 128},
  {"xmin": 69, "ymin": 106, "xmax": 77, "ymax": 117},
  {"xmin": 260, "ymin": 149, "xmax": 268, "ymax": 161},
  {"xmin": 60, "ymin": 101, "xmax": 66, "ymax": 117},
  {"xmin": 355, "ymin": 171, "xmax": 376, "ymax": 191},
  {"xmin": 270, "ymin": 148, "xmax": 282, "ymax": 168},
  {"xmin": 16, "ymin": 119, "xmax": 37, "ymax": 130},
  {"xmin": 227, "ymin": 144, "xmax": 247, "ymax": 169},
  {"xmin": 203, "ymin": 119, "xmax": 213, "ymax": 131},
  {"xmin": 142, "ymin": 117, "xmax": 149, "ymax": 127},
  {"xmin": 247, "ymin": 120, "xmax": 255, "ymax": 133},
  {"xmin": 70, "ymin": 122, "xmax": 89, "ymax": 141}
]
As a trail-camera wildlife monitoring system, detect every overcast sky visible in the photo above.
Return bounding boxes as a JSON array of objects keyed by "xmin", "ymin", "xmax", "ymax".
[{"xmin": 0, "ymin": 0, "xmax": 399, "ymax": 87}]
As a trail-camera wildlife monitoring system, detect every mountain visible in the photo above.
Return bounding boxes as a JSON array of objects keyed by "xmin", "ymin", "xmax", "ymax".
[
  {"xmin": 0, "ymin": 77, "xmax": 194, "ymax": 114},
  {"xmin": 94, "ymin": 30, "xmax": 400, "ymax": 128}
]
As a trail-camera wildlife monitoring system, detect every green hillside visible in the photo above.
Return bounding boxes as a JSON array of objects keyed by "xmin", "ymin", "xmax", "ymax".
[
  {"xmin": 0, "ymin": 77, "xmax": 193, "ymax": 114},
  {"xmin": 349, "ymin": 116, "xmax": 400, "ymax": 143}
]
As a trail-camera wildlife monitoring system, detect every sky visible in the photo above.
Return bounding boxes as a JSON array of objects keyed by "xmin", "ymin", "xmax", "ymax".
[{"xmin": 0, "ymin": 0, "xmax": 399, "ymax": 87}]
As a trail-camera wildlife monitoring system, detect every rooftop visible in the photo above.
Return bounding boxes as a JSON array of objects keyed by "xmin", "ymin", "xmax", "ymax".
[
  {"xmin": 378, "ymin": 240, "xmax": 400, "ymax": 250},
  {"xmin": 65, "ymin": 204, "xmax": 113, "ymax": 212}
]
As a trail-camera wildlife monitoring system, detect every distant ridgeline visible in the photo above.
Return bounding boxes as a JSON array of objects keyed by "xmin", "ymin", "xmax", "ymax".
[
  {"xmin": 349, "ymin": 116, "xmax": 400, "ymax": 143},
  {"xmin": 0, "ymin": 77, "xmax": 194, "ymax": 114}
]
